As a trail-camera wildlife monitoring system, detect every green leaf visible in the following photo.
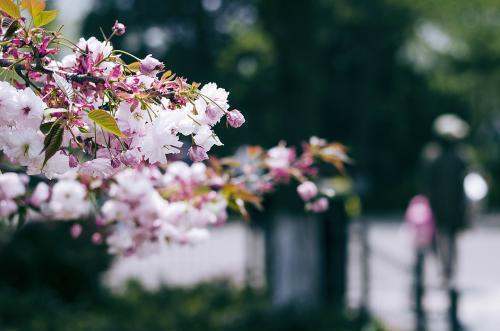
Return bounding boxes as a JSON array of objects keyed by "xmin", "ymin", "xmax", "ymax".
[
  {"xmin": 39, "ymin": 121, "xmax": 55, "ymax": 134},
  {"xmin": 0, "ymin": 0, "xmax": 20, "ymax": 18},
  {"xmin": 16, "ymin": 206, "xmax": 27, "ymax": 231},
  {"xmin": 21, "ymin": 0, "xmax": 44, "ymax": 18},
  {"xmin": 127, "ymin": 61, "xmax": 141, "ymax": 72},
  {"xmin": 42, "ymin": 121, "xmax": 64, "ymax": 167},
  {"xmin": 33, "ymin": 9, "xmax": 57, "ymax": 27},
  {"xmin": 160, "ymin": 70, "xmax": 173, "ymax": 81},
  {"xmin": 77, "ymin": 126, "xmax": 89, "ymax": 134},
  {"xmin": 3, "ymin": 19, "xmax": 19, "ymax": 39},
  {"xmin": 88, "ymin": 109, "xmax": 125, "ymax": 138}
]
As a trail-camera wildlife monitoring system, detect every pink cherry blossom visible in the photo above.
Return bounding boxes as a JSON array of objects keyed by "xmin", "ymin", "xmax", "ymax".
[
  {"xmin": 188, "ymin": 145, "xmax": 209, "ymax": 162},
  {"xmin": 227, "ymin": 109, "xmax": 245, "ymax": 128},
  {"xmin": 297, "ymin": 181, "xmax": 318, "ymax": 201},
  {"xmin": 112, "ymin": 20, "xmax": 126, "ymax": 36}
]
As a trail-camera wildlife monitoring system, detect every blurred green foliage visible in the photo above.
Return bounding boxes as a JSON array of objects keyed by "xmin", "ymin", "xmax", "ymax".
[
  {"xmin": 0, "ymin": 222, "xmax": 111, "ymax": 301},
  {"xmin": 80, "ymin": 0, "xmax": 499, "ymax": 210},
  {"xmin": 0, "ymin": 223, "xmax": 384, "ymax": 331},
  {"xmin": 0, "ymin": 283, "xmax": 386, "ymax": 331}
]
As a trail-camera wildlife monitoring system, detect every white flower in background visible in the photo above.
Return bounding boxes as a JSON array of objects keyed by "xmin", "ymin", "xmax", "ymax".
[
  {"xmin": 159, "ymin": 222, "xmax": 210, "ymax": 245},
  {"xmin": 193, "ymin": 125, "xmax": 222, "ymax": 152},
  {"xmin": 190, "ymin": 162, "xmax": 207, "ymax": 183},
  {"xmin": 266, "ymin": 145, "xmax": 293, "ymax": 170},
  {"xmin": 194, "ymin": 208, "xmax": 218, "ymax": 226},
  {"xmin": 164, "ymin": 161, "xmax": 208, "ymax": 184},
  {"xmin": 133, "ymin": 191, "xmax": 169, "ymax": 226},
  {"xmin": 30, "ymin": 182, "xmax": 50, "ymax": 207},
  {"xmin": 166, "ymin": 161, "xmax": 192, "ymax": 181},
  {"xmin": 106, "ymin": 224, "xmax": 135, "ymax": 255},
  {"xmin": 297, "ymin": 181, "xmax": 318, "ymax": 201},
  {"xmin": 0, "ymin": 199, "xmax": 18, "ymax": 217},
  {"xmin": 49, "ymin": 179, "xmax": 89, "ymax": 219},
  {"xmin": 101, "ymin": 200, "xmax": 131, "ymax": 224},
  {"xmin": 78, "ymin": 158, "xmax": 115, "ymax": 179},
  {"xmin": 109, "ymin": 169, "xmax": 154, "ymax": 201},
  {"xmin": 161, "ymin": 201, "xmax": 189, "ymax": 224},
  {"xmin": 0, "ymin": 173, "xmax": 26, "ymax": 199}
]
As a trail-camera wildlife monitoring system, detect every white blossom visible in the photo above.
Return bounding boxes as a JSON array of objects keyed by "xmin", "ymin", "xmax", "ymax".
[
  {"xmin": 193, "ymin": 125, "xmax": 222, "ymax": 152},
  {"xmin": 77, "ymin": 37, "xmax": 113, "ymax": 62},
  {"xmin": 48, "ymin": 179, "xmax": 89, "ymax": 219},
  {"xmin": 0, "ymin": 173, "xmax": 26, "ymax": 199}
]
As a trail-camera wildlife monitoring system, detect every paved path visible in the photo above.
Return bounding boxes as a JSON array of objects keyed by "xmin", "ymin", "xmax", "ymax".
[
  {"xmin": 105, "ymin": 215, "xmax": 500, "ymax": 331},
  {"xmin": 348, "ymin": 216, "xmax": 500, "ymax": 331}
]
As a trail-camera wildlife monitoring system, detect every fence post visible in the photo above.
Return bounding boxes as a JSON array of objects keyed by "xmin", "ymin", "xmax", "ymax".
[
  {"xmin": 414, "ymin": 248, "xmax": 426, "ymax": 331},
  {"xmin": 320, "ymin": 197, "xmax": 349, "ymax": 310},
  {"xmin": 358, "ymin": 215, "xmax": 370, "ymax": 321},
  {"xmin": 449, "ymin": 286, "xmax": 460, "ymax": 331},
  {"xmin": 267, "ymin": 211, "xmax": 322, "ymax": 307}
]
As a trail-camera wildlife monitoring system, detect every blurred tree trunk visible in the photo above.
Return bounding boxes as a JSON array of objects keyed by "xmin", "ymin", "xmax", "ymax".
[{"xmin": 264, "ymin": 198, "xmax": 349, "ymax": 310}]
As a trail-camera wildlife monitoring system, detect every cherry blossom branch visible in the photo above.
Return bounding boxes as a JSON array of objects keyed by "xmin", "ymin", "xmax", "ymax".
[{"xmin": 0, "ymin": 58, "xmax": 106, "ymax": 84}]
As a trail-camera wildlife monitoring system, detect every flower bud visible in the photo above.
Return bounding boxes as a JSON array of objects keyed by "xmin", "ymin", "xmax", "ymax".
[
  {"xmin": 70, "ymin": 224, "xmax": 83, "ymax": 239},
  {"xmin": 188, "ymin": 145, "xmax": 209, "ymax": 162},
  {"xmin": 92, "ymin": 232, "xmax": 103, "ymax": 245},
  {"xmin": 306, "ymin": 197, "xmax": 329, "ymax": 213},
  {"xmin": 69, "ymin": 154, "xmax": 79, "ymax": 168},
  {"xmin": 111, "ymin": 157, "xmax": 121, "ymax": 168},
  {"xmin": 0, "ymin": 199, "xmax": 17, "ymax": 217},
  {"xmin": 205, "ymin": 105, "xmax": 224, "ymax": 125},
  {"xmin": 95, "ymin": 215, "xmax": 106, "ymax": 227},
  {"xmin": 140, "ymin": 54, "xmax": 164, "ymax": 76},
  {"xmin": 112, "ymin": 20, "xmax": 126, "ymax": 36},
  {"xmin": 226, "ymin": 109, "xmax": 245, "ymax": 128},
  {"xmin": 297, "ymin": 181, "xmax": 318, "ymax": 201},
  {"xmin": 30, "ymin": 182, "xmax": 50, "ymax": 207}
]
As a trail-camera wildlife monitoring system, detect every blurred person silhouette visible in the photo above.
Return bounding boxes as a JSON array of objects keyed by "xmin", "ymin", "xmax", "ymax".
[
  {"xmin": 405, "ymin": 195, "xmax": 435, "ymax": 331},
  {"xmin": 421, "ymin": 114, "xmax": 471, "ymax": 331}
]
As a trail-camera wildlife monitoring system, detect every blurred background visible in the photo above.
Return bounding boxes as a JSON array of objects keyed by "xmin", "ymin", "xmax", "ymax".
[{"xmin": 1, "ymin": 0, "xmax": 500, "ymax": 330}]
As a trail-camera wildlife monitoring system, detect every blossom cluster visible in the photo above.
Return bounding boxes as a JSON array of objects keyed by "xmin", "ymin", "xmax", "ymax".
[
  {"xmin": 0, "ymin": 136, "xmax": 346, "ymax": 256},
  {"xmin": 100, "ymin": 163, "xmax": 228, "ymax": 256},
  {"xmin": 222, "ymin": 136, "xmax": 349, "ymax": 214},
  {"xmin": 0, "ymin": 172, "xmax": 86, "ymax": 241},
  {"xmin": 0, "ymin": 172, "xmax": 28, "ymax": 220},
  {"xmin": 0, "ymin": 1, "xmax": 348, "ymax": 258},
  {"xmin": 0, "ymin": 171, "xmax": 89, "ymax": 224},
  {"xmin": 0, "ymin": 4, "xmax": 244, "ymax": 179},
  {"xmin": 0, "ymin": 164, "xmax": 227, "ymax": 256}
]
